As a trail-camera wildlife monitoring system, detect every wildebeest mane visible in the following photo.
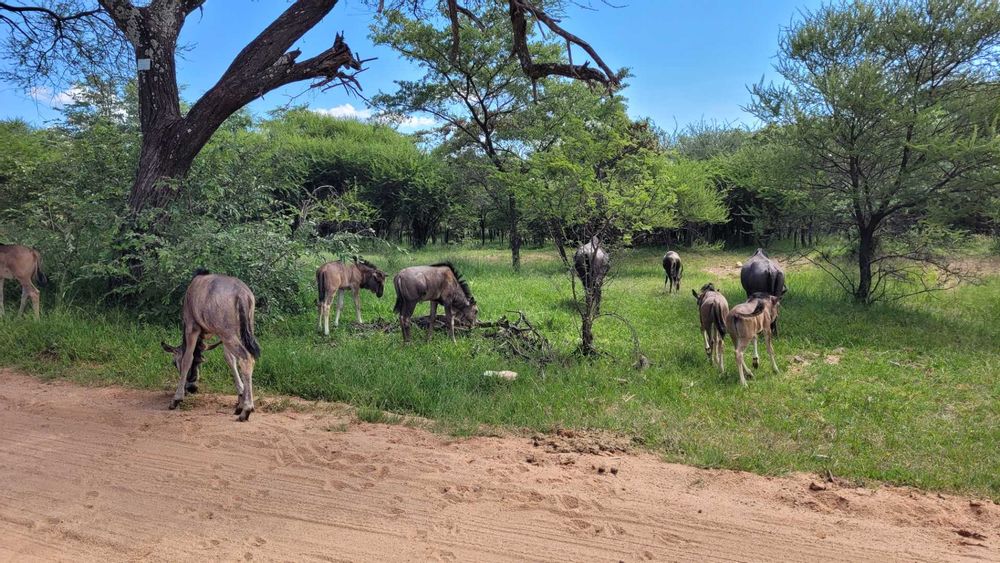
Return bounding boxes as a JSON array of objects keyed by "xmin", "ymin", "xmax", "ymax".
[
  {"xmin": 431, "ymin": 262, "xmax": 475, "ymax": 304},
  {"xmin": 353, "ymin": 256, "xmax": 377, "ymax": 269}
]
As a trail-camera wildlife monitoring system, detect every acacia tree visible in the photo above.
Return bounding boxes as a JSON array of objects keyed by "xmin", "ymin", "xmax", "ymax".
[
  {"xmin": 0, "ymin": 0, "xmax": 619, "ymax": 228},
  {"xmin": 749, "ymin": 0, "xmax": 1000, "ymax": 302}
]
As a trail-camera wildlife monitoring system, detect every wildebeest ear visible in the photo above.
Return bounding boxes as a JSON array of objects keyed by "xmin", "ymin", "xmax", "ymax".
[
  {"xmin": 692, "ymin": 289, "xmax": 699, "ymax": 299},
  {"xmin": 160, "ymin": 341, "xmax": 177, "ymax": 353}
]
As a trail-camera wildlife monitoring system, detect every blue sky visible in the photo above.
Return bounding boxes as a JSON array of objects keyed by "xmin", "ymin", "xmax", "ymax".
[{"xmin": 0, "ymin": 0, "xmax": 822, "ymax": 130}]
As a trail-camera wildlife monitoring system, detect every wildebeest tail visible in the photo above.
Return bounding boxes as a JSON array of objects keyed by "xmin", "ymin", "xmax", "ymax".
[
  {"xmin": 316, "ymin": 269, "xmax": 327, "ymax": 304},
  {"xmin": 733, "ymin": 300, "xmax": 765, "ymax": 319},
  {"xmin": 672, "ymin": 260, "xmax": 682, "ymax": 279},
  {"xmin": 32, "ymin": 249, "xmax": 48, "ymax": 287},
  {"xmin": 237, "ymin": 299, "xmax": 261, "ymax": 359},
  {"xmin": 713, "ymin": 305, "xmax": 726, "ymax": 338}
]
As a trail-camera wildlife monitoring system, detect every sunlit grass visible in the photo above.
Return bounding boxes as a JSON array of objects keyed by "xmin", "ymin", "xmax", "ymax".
[{"xmin": 1, "ymin": 245, "xmax": 997, "ymax": 499}]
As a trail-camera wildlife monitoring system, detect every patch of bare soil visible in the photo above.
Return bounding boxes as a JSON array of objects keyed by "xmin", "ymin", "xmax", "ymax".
[{"xmin": 1, "ymin": 369, "xmax": 997, "ymax": 562}]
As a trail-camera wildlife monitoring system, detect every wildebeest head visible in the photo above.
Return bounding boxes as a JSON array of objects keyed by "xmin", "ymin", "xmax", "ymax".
[
  {"xmin": 160, "ymin": 338, "xmax": 222, "ymax": 374},
  {"xmin": 692, "ymin": 282, "xmax": 717, "ymax": 306},
  {"xmin": 355, "ymin": 258, "xmax": 386, "ymax": 298},
  {"xmin": 456, "ymin": 297, "xmax": 479, "ymax": 326}
]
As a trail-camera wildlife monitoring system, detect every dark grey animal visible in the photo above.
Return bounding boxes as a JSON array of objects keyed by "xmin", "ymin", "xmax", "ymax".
[
  {"xmin": 740, "ymin": 248, "xmax": 787, "ymax": 335},
  {"xmin": 574, "ymin": 236, "xmax": 610, "ymax": 311},
  {"xmin": 393, "ymin": 262, "xmax": 478, "ymax": 343},
  {"xmin": 161, "ymin": 270, "xmax": 261, "ymax": 421},
  {"xmin": 662, "ymin": 251, "xmax": 682, "ymax": 293}
]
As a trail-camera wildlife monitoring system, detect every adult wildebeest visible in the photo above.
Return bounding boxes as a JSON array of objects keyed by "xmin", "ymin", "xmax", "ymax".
[
  {"xmin": 393, "ymin": 262, "xmax": 478, "ymax": 343},
  {"xmin": 316, "ymin": 257, "xmax": 386, "ymax": 335},
  {"xmin": 727, "ymin": 293, "xmax": 781, "ymax": 387},
  {"xmin": 574, "ymin": 236, "xmax": 610, "ymax": 312},
  {"xmin": 161, "ymin": 270, "xmax": 261, "ymax": 421},
  {"xmin": 693, "ymin": 283, "xmax": 729, "ymax": 372},
  {"xmin": 663, "ymin": 251, "xmax": 683, "ymax": 293},
  {"xmin": 740, "ymin": 248, "xmax": 787, "ymax": 335},
  {"xmin": 0, "ymin": 244, "xmax": 47, "ymax": 320}
]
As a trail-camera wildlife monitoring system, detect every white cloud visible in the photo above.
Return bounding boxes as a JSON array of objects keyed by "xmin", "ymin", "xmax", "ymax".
[
  {"xmin": 312, "ymin": 103, "xmax": 372, "ymax": 120},
  {"xmin": 311, "ymin": 104, "xmax": 438, "ymax": 132},
  {"xmin": 28, "ymin": 86, "xmax": 85, "ymax": 107}
]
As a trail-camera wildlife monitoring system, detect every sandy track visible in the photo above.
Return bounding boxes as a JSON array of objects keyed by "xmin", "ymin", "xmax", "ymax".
[{"xmin": 1, "ymin": 371, "xmax": 996, "ymax": 562}]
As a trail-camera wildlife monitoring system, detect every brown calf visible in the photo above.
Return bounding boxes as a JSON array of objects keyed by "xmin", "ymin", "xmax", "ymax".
[
  {"xmin": 393, "ymin": 262, "xmax": 477, "ymax": 343},
  {"xmin": 161, "ymin": 270, "xmax": 261, "ymax": 421},
  {"xmin": 0, "ymin": 244, "xmax": 47, "ymax": 320},
  {"xmin": 727, "ymin": 293, "xmax": 781, "ymax": 387},
  {"xmin": 692, "ymin": 283, "xmax": 729, "ymax": 373},
  {"xmin": 316, "ymin": 257, "xmax": 386, "ymax": 335}
]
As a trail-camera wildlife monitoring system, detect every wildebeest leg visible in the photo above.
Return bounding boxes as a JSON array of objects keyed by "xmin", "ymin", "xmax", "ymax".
[
  {"xmin": 664, "ymin": 272, "xmax": 669, "ymax": 290},
  {"xmin": 353, "ymin": 288, "xmax": 362, "ymax": 324},
  {"xmin": 334, "ymin": 289, "xmax": 344, "ymax": 328},
  {"xmin": 400, "ymin": 301, "xmax": 417, "ymax": 343},
  {"xmin": 734, "ymin": 341, "xmax": 748, "ymax": 387},
  {"xmin": 716, "ymin": 336, "xmax": 725, "ymax": 374},
  {"xmin": 702, "ymin": 329, "xmax": 711, "ymax": 360},
  {"xmin": 752, "ymin": 336, "xmax": 760, "ymax": 369},
  {"xmin": 28, "ymin": 282, "xmax": 40, "ymax": 320},
  {"xmin": 427, "ymin": 301, "xmax": 438, "ymax": 342},
  {"xmin": 765, "ymin": 330, "xmax": 779, "ymax": 372},
  {"xmin": 445, "ymin": 304, "xmax": 456, "ymax": 343},
  {"xmin": 170, "ymin": 328, "xmax": 200, "ymax": 409},
  {"xmin": 319, "ymin": 293, "xmax": 331, "ymax": 336},
  {"xmin": 223, "ymin": 346, "xmax": 246, "ymax": 414},
  {"xmin": 18, "ymin": 284, "xmax": 28, "ymax": 315},
  {"xmin": 237, "ymin": 354, "xmax": 256, "ymax": 422}
]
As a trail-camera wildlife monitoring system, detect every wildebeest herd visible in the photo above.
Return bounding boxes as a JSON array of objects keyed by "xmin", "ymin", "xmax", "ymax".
[{"xmin": 1, "ymin": 240, "xmax": 787, "ymax": 420}]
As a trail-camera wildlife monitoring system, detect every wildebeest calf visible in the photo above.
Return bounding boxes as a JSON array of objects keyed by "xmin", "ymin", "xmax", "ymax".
[
  {"xmin": 727, "ymin": 293, "xmax": 781, "ymax": 387},
  {"xmin": 161, "ymin": 270, "xmax": 261, "ymax": 421},
  {"xmin": 692, "ymin": 283, "xmax": 729, "ymax": 372},
  {"xmin": 316, "ymin": 257, "xmax": 386, "ymax": 335},
  {"xmin": 0, "ymin": 244, "xmax": 47, "ymax": 320},
  {"xmin": 574, "ymin": 236, "xmax": 610, "ymax": 313},
  {"xmin": 393, "ymin": 262, "xmax": 478, "ymax": 343}
]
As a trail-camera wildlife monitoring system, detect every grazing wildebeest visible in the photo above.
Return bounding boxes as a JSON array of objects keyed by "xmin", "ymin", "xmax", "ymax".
[
  {"xmin": 692, "ymin": 283, "xmax": 729, "ymax": 372},
  {"xmin": 574, "ymin": 236, "xmax": 610, "ymax": 312},
  {"xmin": 393, "ymin": 262, "xmax": 478, "ymax": 343},
  {"xmin": 663, "ymin": 251, "xmax": 683, "ymax": 293},
  {"xmin": 161, "ymin": 270, "xmax": 261, "ymax": 421},
  {"xmin": 316, "ymin": 257, "xmax": 386, "ymax": 335},
  {"xmin": 0, "ymin": 244, "xmax": 47, "ymax": 320},
  {"xmin": 740, "ymin": 248, "xmax": 787, "ymax": 335},
  {"xmin": 727, "ymin": 292, "xmax": 781, "ymax": 387}
]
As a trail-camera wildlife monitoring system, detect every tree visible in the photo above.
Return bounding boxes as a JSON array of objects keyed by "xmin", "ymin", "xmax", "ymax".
[
  {"xmin": 749, "ymin": 0, "xmax": 1000, "ymax": 302},
  {"xmin": 0, "ymin": 0, "xmax": 619, "ymax": 230}
]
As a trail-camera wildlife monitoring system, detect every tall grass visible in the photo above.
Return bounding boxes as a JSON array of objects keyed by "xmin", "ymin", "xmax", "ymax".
[{"xmin": 2, "ymin": 247, "xmax": 997, "ymax": 499}]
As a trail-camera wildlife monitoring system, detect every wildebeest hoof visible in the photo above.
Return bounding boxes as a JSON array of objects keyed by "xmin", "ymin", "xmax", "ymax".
[
  {"xmin": 237, "ymin": 409, "xmax": 253, "ymax": 422},
  {"xmin": 169, "ymin": 399, "xmax": 182, "ymax": 410},
  {"xmin": 185, "ymin": 382, "xmax": 199, "ymax": 394},
  {"xmin": 752, "ymin": 357, "xmax": 760, "ymax": 369}
]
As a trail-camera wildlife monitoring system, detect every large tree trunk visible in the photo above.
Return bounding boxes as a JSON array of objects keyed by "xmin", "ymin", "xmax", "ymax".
[{"xmin": 855, "ymin": 225, "xmax": 876, "ymax": 303}]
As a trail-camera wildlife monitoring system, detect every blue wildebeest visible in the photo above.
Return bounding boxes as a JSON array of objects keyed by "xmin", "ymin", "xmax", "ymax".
[
  {"xmin": 316, "ymin": 257, "xmax": 386, "ymax": 335},
  {"xmin": 0, "ymin": 244, "xmax": 47, "ymax": 320},
  {"xmin": 574, "ymin": 236, "xmax": 610, "ymax": 313},
  {"xmin": 740, "ymin": 248, "xmax": 787, "ymax": 336},
  {"xmin": 727, "ymin": 292, "xmax": 781, "ymax": 386},
  {"xmin": 161, "ymin": 270, "xmax": 261, "ymax": 421},
  {"xmin": 663, "ymin": 251, "xmax": 683, "ymax": 293},
  {"xmin": 692, "ymin": 283, "xmax": 728, "ymax": 373},
  {"xmin": 393, "ymin": 262, "xmax": 478, "ymax": 343}
]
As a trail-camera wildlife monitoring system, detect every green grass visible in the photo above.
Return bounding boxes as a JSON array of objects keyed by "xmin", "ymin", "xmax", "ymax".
[{"xmin": 2, "ymin": 246, "xmax": 998, "ymax": 499}]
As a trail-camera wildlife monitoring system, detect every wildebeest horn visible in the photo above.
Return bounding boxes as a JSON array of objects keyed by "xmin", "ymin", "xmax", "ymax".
[
  {"xmin": 692, "ymin": 289, "xmax": 699, "ymax": 299},
  {"xmin": 204, "ymin": 339, "xmax": 223, "ymax": 351},
  {"xmin": 160, "ymin": 341, "xmax": 176, "ymax": 353}
]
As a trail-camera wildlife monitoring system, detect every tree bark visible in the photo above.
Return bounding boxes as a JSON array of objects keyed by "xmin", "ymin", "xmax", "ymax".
[
  {"xmin": 508, "ymin": 194, "xmax": 521, "ymax": 271},
  {"xmin": 855, "ymin": 225, "xmax": 876, "ymax": 303}
]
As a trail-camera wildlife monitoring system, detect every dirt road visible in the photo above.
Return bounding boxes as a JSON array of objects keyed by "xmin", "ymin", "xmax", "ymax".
[{"xmin": 1, "ymin": 370, "xmax": 996, "ymax": 562}]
